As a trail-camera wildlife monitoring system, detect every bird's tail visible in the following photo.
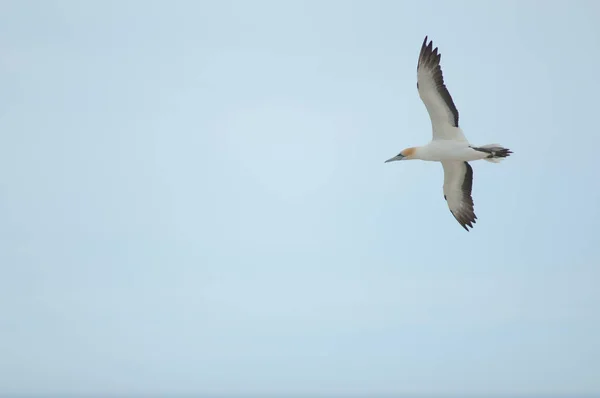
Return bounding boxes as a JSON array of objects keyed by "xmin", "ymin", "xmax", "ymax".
[{"xmin": 472, "ymin": 144, "xmax": 513, "ymax": 163}]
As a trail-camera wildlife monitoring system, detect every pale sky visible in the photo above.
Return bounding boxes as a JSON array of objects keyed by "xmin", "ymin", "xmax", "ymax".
[{"xmin": 1, "ymin": 0, "xmax": 599, "ymax": 396}]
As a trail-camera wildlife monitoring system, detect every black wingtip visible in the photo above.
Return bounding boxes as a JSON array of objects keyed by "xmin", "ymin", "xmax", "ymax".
[
  {"xmin": 419, "ymin": 36, "xmax": 439, "ymax": 67},
  {"xmin": 419, "ymin": 36, "xmax": 429, "ymax": 58},
  {"xmin": 461, "ymin": 221, "xmax": 476, "ymax": 232}
]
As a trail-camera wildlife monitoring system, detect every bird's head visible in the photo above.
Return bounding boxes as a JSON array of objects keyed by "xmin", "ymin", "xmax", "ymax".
[{"xmin": 385, "ymin": 147, "xmax": 417, "ymax": 163}]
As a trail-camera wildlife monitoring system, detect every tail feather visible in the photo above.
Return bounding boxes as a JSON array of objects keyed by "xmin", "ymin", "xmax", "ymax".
[{"xmin": 471, "ymin": 144, "xmax": 512, "ymax": 163}]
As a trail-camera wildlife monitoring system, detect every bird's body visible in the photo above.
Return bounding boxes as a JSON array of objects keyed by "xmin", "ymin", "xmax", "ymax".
[
  {"xmin": 410, "ymin": 139, "xmax": 491, "ymax": 162},
  {"xmin": 385, "ymin": 36, "xmax": 512, "ymax": 231}
]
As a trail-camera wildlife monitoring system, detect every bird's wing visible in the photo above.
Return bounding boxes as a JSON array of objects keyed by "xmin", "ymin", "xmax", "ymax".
[
  {"xmin": 441, "ymin": 161, "xmax": 477, "ymax": 231},
  {"xmin": 417, "ymin": 36, "xmax": 466, "ymax": 142}
]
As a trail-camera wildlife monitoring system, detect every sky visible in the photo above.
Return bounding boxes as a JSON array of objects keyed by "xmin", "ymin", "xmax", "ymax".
[{"xmin": 1, "ymin": 0, "xmax": 599, "ymax": 396}]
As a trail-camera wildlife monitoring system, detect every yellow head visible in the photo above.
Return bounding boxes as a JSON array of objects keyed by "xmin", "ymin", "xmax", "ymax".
[{"xmin": 385, "ymin": 147, "xmax": 417, "ymax": 163}]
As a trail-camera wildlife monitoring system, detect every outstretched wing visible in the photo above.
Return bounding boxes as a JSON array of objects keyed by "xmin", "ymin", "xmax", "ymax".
[
  {"xmin": 441, "ymin": 161, "xmax": 477, "ymax": 231},
  {"xmin": 417, "ymin": 36, "xmax": 466, "ymax": 142}
]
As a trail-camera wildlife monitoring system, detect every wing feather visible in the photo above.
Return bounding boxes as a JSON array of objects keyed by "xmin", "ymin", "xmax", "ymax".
[
  {"xmin": 442, "ymin": 161, "xmax": 477, "ymax": 231},
  {"xmin": 417, "ymin": 36, "xmax": 465, "ymax": 141}
]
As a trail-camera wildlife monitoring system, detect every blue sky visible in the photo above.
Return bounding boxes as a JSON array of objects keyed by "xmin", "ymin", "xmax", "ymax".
[{"xmin": 1, "ymin": 0, "xmax": 599, "ymax": 396}]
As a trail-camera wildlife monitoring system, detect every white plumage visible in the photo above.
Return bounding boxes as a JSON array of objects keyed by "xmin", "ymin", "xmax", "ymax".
[{"xmin": 385, "ymin": 36, "xmax": 512, "ymax": 231}]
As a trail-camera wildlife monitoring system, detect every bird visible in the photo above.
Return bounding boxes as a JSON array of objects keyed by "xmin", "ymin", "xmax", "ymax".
[{"xmin": 385, "ymin": 36, "xmax": 512, "ymax": 231}]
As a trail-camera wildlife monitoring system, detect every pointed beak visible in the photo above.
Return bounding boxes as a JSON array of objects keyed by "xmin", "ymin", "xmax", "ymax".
[{"xmin": 385, "ymin": 154, "xmax": 405, "ymax": 163}]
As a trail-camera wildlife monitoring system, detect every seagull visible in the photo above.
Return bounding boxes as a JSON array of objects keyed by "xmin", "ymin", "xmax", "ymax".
[{"xmin": 385, "ymin": 36, "xmax": 512, "ymax": 231}]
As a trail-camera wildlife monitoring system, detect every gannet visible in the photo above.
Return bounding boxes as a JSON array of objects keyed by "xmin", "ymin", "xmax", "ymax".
[{"xmin": 385, "ymin": 36, "xmax": 512, "ymax": 231}]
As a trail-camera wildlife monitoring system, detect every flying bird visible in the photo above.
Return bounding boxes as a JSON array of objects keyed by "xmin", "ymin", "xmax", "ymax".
[{"xmin": 385, "ymin": 36, "xmax": 512, "ymax": 231}]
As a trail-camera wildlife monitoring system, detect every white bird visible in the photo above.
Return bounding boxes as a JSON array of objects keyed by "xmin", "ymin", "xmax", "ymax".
[{"xmin": 385, "ymin": 36, "xmax": 512, "ymax": 231}]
